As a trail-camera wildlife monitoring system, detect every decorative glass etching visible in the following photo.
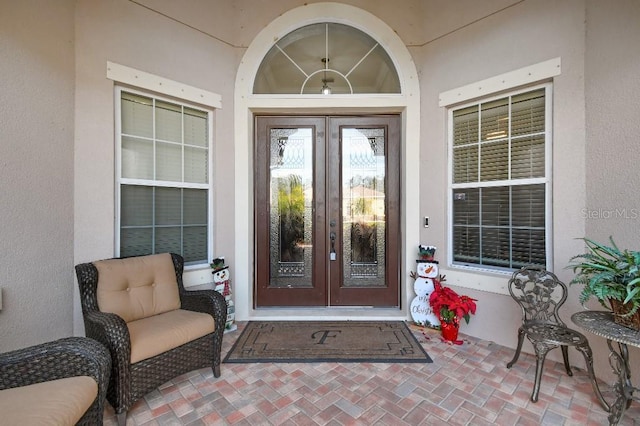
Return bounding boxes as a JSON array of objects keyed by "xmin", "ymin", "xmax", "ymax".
[
  {"xmin": 341, "ymin": 128, "xmax": 386, "ymax": 287},
  {"xmin": 269, "ymin": 128, "xmax": 314, "ymax": 287}
]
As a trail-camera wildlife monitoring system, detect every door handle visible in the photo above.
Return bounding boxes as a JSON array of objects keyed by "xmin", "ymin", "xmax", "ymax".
[{"xmin": 330, "ymin": 231, "xmax": 337, "ymax": 261}]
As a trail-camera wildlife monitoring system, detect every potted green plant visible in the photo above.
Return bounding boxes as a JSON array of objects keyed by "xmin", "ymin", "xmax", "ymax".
[{"xmin": 568, "ymin": 237, "xmax": 640, "ymax": 330}]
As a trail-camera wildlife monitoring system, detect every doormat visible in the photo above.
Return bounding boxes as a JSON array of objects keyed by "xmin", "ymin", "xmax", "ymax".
[{"xmin": 223, "ymin": 321, "xmax": 432, "ymax": 363}]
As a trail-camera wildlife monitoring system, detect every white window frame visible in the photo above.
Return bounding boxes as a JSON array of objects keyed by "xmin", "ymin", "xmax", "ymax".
[
  {"xmin": 446, "ymin": 82, "xmax": 553, "ymax": 274},
  {"xmin": 114, "ymin": 85, "xmax": 215, "ymax": 268}
]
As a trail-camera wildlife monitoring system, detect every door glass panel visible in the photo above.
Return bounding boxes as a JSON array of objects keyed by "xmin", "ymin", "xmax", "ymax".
[
  {"xmin": 269, "ymin": 128, "xmax": 314, "ymax": 288},
  {"xmin": 341, "ymin": 128, "xmax": 386, "ymax": 287}
]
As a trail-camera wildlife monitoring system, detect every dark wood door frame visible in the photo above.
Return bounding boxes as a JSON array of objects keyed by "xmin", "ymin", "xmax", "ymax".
[
  {"xmin": 254, "ymin": 115, "xmax": 400, "ymax": 308},
  {"xmin": 328, "ymin": 116, "xmax": 400, "ymax": 307},
  {"xmin": 254, "ymin": 116, "xmax": 327, "ymax": 306}
]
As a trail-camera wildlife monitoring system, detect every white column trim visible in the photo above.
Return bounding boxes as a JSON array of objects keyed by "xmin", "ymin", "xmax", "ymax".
[{"xmin": 234, "ymin": 2, "xmax": 420, "ymax": 321}]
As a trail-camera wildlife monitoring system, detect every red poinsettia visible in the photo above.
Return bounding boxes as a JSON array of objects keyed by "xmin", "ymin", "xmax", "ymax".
[{"xmin": 429, "ymin": 277, "xmax": 477, "ymax": 324}]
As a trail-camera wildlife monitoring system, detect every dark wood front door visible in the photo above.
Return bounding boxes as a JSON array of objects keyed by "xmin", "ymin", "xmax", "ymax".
[{"xmin": 255, "ymin": 115, "xmax": 400, "ymax": 307}]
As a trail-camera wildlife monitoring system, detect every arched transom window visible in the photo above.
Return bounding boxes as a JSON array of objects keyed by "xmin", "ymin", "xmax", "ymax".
[{"xmin": 254, "ymin": 23, "xmax": 401, "ymax": 95}]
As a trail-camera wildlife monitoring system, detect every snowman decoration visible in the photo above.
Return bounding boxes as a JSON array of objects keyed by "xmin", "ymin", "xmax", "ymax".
[
  {"xmin": 211, "ymin": 257, "xmax": 236, "ymax": 332},
  {"xmin": 213, "ymin": 266, "xmax": 231, "ymax": 298},
  {"xmin": 410, "ymin": 256, "xmax": 440, "ymax": 328}
]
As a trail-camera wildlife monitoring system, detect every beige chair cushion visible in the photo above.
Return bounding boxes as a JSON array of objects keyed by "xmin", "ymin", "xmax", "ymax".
[
  {"xmin": 128, "ymin": 309, "xmax": 216, "ymax": 363},
  {"xmin": 95, "ymin": 253, "xmax": 181, "ymax": 323},
  {"xmin": 0, "ymin": 376, "xmax": 97, "ymax": 425}
]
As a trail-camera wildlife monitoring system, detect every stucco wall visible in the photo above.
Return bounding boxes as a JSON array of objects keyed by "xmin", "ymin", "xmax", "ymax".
[
  {"xmin": 584, "ymin": 0, "xmax": 640, "ymax": 382},
  {"xmin": 415, "ymin": 0, "xmax": 639, "ymax": 380},
  {"xmin": 417, "ymin": 0, "xmax": 587, "ymax": 346},
  {"xmin": 0, "ymin": 0, "xmax": 75, "ymax": 351},
  {"xmin": 585, "ymin": 0, "xmax": 640, "ymax": 250},
  {"xmin": 73, "ymin": 0, "xmax": 239, "ymax": 334}
]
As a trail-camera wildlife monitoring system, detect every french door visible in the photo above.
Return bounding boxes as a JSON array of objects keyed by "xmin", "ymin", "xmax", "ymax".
[{"xmin": 255, "ymin": 115, "xmax": 400, "ymax": 307}]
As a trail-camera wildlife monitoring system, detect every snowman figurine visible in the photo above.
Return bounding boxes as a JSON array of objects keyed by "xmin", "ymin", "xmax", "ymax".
[
  {"xmin": 211, "ymin": 257, "xmax": 236, "ymax": 332},
  {"xmin": 213, "ymin": 266, "xmax": 231, "ymax": 300},
  {"xmin": 410, "ymin": 260, "xmax": 440, "ymax": 328}
]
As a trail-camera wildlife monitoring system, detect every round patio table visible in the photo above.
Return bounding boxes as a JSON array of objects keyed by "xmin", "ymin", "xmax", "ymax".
[{"xmin": 572, "ymin": 310, "xmax": 640, "ymax": 426}]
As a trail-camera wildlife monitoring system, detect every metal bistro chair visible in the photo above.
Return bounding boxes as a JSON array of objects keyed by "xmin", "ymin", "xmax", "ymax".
[{"xmin": 506, "ymin": 265, "xmax": 609, "ymax": 410}]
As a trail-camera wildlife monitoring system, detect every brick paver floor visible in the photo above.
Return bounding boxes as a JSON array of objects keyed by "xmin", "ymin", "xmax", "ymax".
[{"xmin": 103, "ymin": 322, "xmax": 640, "ymax": 425}]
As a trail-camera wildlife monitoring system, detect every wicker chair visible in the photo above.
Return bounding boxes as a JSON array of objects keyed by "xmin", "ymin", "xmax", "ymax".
[
  {"xmin": 0, "ymin": 337, "xmax": 111, "ymax": 425},
  {"xmin": 75, "ymin": 253, "xmax": 227, "ymax": 426},
  {"xmin": 506, "ymin": 266, "xmax": 609, "ymax": 410}
]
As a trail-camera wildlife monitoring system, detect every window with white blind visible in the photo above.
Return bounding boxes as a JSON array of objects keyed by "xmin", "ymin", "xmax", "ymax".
[
  {"xmin": 116, "ymin": 88, "xmax": 212, "ymax": 265},
  {"xmin": 449, "ymin": 84, "xmax": 551, "ymax": 271}
]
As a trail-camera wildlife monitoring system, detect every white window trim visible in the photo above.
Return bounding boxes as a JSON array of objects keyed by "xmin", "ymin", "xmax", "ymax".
[
  {"xmin": 107, "ymin": 62, "xmax": 221, "ymax": 286},
  {"xmin": 107, "ymin": 61, "xmax": 221, "ymax": 109},
  {"xmin": 113, "ymin": 84, "xmax": 216, "ymax": 283},
  {"xmin": 444, "ymin": 81, "xmax": 554, "ymax": 293},
  {"xmin": 439, "ymin": 57, "xmax": 560, "ymax": 107}
]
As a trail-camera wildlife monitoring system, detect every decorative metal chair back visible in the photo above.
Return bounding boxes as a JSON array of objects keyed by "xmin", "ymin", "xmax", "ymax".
[
  {"xmin": 507, "ymin": 265, "xmax": 568, "ymax": 327},
  {"xmin": 505, "ymin": 265, "xmax": 609, "ymax": 410}
]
